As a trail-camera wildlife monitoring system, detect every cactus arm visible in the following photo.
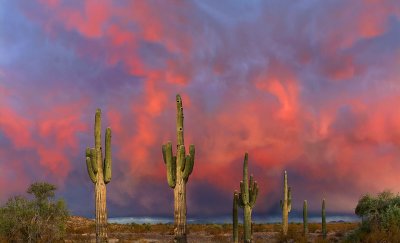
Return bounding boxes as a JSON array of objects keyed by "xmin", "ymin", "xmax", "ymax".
[
  {"xmin": 249, "ymin": 182, "xmax": 258, "ymax": 207},
  {"xmin": 104, "ymin": 127, "xmax": 112, "ymax": 184},
  {"xmin": 177, "ymin": 145, "xmax": 186, "ymax": 171},
  {"xmin": 183, "ymin": 155, "xmax": 193, "ymax": 181},
  {"xmin": 249, "ymin": 175, "xmax": 254, "ymax": 191},
  {"xmin": 176, "ymin": 94, "xmax": 184, "ymax": 146},
  {"xmin": 164, "ymin": 142, "xmax": 176, "ymax": 188},
  {"xmin": 188, "ymin": 144, "xmax": 195, "ymax": 174},
  {"xmin": 86, "ymin": 156, "xmax": 97, "ymax": 183},
  {"xmin": 182, "ymin": 145, "xmax": 195, "ymax": 180},
  {"xmin": 238, "ymin": 192, "xmax": 244, "ymax": 208},
  {"xmin": 86, "ymin": 148, "xmax": 97, "ymax": 174},
  {"xmin": 243, "ymin": 153, "xmax": 249, "ymax": 204},
  {"xmin": 240, "ymin": 181, "xmax": 247, "ymax": 205},
  {"xmin": 89, "ymin": 148, "xmax": 97, "ymax": 174}
]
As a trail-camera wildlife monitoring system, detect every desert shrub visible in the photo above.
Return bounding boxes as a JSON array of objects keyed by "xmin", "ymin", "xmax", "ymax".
[
  {"xmin": 0, "ymin": 182, "xmax": 69, "ymax": 242},
  {"xmin": 345, "ymin": 191, "xmax": 400, "ymax": 242}
]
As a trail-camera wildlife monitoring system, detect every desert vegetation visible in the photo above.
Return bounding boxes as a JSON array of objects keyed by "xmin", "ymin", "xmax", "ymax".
[
  {"xmin": 85, "ymin": 108, "xmax": 113, "ymax": 242},
  {"xmin": 162, "ymin": 94, "xmax": 196, "ymax": 243},
  {"xmin": 0, "ymin": 182, "xmax": 68, "ymax": 242},
  {"xmin": 280, "ymin": 171, "xmax": 292, "ymax": 237},
  {"xmin": 344, "ymin": 191, "xmax": 400, "ymax": 242},
  {"xmin": 233, "ymin": 153, "xmax": 258, "ymax": 242}
]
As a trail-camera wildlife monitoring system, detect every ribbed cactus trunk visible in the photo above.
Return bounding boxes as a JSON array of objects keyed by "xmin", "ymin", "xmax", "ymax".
[
  {"xmin": 280, "ymin": 171, "xmax": 291, "ymax": 236},
  {"xmin": 233, "ymin": 191, "xmax": 239, "ymax": 243},
  {"xmin": 174, "ymin": 160, "xmax": 187, "ymax": 242},
  {"xmin": 237, "ymin": 153, "xmax": 258, "ymax": 243},
  {"xmin": 86, "ymin": 109, "xmax": 112, "ymax": 243},
  {"xmin": 95, "ymin": 181, "xmax": 107, "ymax": 241},
  {"xmin": 303, "ymin": 200, "xmax": 308, "ymax": 236},
  {"xmin": 322, "ymin": 199, "xmax": 327, "ymax": 239},
  {"xmin": 162, "ymin": 95, "xmax": 195, "ymax": 243},
  {"xmin": 243, "ymin": 206, "xmax": 252, "ymax": 242}
]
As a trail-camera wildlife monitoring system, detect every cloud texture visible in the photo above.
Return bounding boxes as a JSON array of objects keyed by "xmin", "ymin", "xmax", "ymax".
[{"xmin": 1, "ymin": 0, "xmax": 400, "ymax": 217}]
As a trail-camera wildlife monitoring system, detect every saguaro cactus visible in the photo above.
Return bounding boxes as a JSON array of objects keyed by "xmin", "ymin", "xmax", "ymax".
[
  {"xmin": 280, "ymin": 171, "xmax": 291, "ymax": 236},
  {"xmin": 233, "ymin": 191, "xmax": 239, "ymax": 243},
  {"xmin": 303, "ymin": 200, "xmax": 308, "ymax": 235},
  {"xmin": 237, "ymin": 153, "xmax": 258, "ymax": 243},
  {"xmin": 85, "ymin": 109, "xmax": 112, "ymax": 243},
  {"xmin": 162, "ymin": 94, "xmax": 195, "ymax": 243},
  {"xmin": 322, "ymin": 199, "xmax": 327, "ymax": 239}
]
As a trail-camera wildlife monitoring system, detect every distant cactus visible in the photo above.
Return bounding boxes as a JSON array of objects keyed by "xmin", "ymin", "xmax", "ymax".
[
  {"xmin": 85, "ymin": 109, "xmax": 112, "ymax": 243},
  {"xmin": 162, "ymin": 94, "xmax": 195, "ymax": 243},
  {"xmin": 322, "ymin": 199, "xmax": 327, "ymax": 239},
  {"xmin": 303, "ymin": 200, "xmax": 308, "ymax": 235},
  {"xmin": 233, "ymin": 191, "xmax": 239, "ymax": 243},
  {"xmin": 280, "ymin": 171, "xmax": 291, "ymax": 236},
  {"xmin": 237, "ymin": 153, "xmax": 258, "ymax": 243}
]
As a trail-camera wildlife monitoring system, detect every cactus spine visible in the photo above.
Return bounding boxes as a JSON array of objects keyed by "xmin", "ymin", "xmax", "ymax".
[
  {"xmin": 280, "ymin": 171, "xmax": 291, "ymax": 236},
  {"xmin": 237, "ymin": 153, "xmax": 258, "ymax": 243},
  {"xmin": 303, "ymin": 200, "xmax": 308, "ymax": 235},
  {"xmin": 322, "ymin": 198, "xmax": 327, "ymax": 239},
  {"xmin": 162, "ymin": 94, "xmax": 195, "ymax": 243},
  {"xmin": 85, "ymin": 109, "xmax": 112, "ymax": 243},
  {"xmin": 233, "ymin": 191, "xmax": 239, "ymax": 243}
]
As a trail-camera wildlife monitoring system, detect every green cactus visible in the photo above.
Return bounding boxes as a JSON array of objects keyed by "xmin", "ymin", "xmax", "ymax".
[
  {"xmin": 322, "ymin": 198, "xmax": 327, "ymax": 239},
  {"xmin": 303, "ymin": 200, "xmax": 308, "ymax": 236},
  {"xmin": 162, "ymin": 94, "xmax": 195, "ymax": 243},
  {"xmin": 85, "ymin": 109, "xmax": 112, "ymax": 243},
  {"xmin": 237, "ymin": 153, "xmax": 258, "ymax": 243},
  {"xmin": 280, "ymin": 171, "xmax": 291, "ymax": 236},
  {"xmin": 233, "ymin": 191, "xmax": 239, "ymax": 243}
]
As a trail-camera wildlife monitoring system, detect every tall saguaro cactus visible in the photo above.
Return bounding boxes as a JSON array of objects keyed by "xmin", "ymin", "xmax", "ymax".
[
  {"xmin": 322, "ymin": 199, "xmax": 327, "ymax": 239},
  {"xmin": 85, "ymin": 109, "xmax": 112, "ymax": 243},
  {"xmin": 280, "ymin": 171, "xmax": 291, "ymax": 236},
  {"xmin": 303, "ymin": 200, "xmax": 308, "ymax": 235},
  {"xmin": 162, "ymin": 94, "xmax": 195, "ymax": 243},
  {"xmin": 233, "ymin": 191, "xmax": 239, "ymax": 243},
  {"xmin": 237, "ymin": 153, "xmax": 258, "ymax": 243}
]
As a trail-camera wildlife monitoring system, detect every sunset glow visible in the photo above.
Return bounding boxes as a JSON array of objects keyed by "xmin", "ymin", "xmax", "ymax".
[{"xmin": 1, "ymin": 0, "xmax": 400, "ymax": 218}]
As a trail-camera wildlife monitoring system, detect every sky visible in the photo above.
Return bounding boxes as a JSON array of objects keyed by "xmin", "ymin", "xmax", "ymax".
[{"xmin": 1, "ymin": 0, "xmax": 400, "ymax": 218}]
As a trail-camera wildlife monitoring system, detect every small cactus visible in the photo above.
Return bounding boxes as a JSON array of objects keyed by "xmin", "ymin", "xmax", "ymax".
[
  {"xmin": 237, "ymin": 153, "xmax": 258, "ymax": 243},
  {"xmin": 162, "ymin": 95, "xmax": 195, "ymax": 243},
  {"xmin": 322, "ymin": 198, "xmax": 327, "ymax": 239},
  {"xmin": 85, "ymin": 109, "xmax": 112, "ymax": 243},
  {"xmin": 280, "ymin": 171, "xmax": 291, "ymax": 236},
  {"xmin": 233, "ymin": 191, "xmax": 239, "ymax": 243},
  {"xmin": 303, "ymin": 200, "xmax": 308, "ymax": 236}
]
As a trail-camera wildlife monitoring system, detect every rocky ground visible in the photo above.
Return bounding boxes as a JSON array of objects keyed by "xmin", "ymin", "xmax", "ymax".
[{"xmin": 65, "ymin": 216, "xmax": 358, "ymax": 242}]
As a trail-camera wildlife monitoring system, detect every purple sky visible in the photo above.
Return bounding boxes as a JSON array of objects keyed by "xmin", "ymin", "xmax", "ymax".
[{"xmin": 1, "ymin": 0, "xmax": 400, "ymax": 218}]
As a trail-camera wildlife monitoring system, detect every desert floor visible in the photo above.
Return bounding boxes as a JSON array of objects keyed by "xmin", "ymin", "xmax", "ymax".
[{"xmin": 66, "ymin": 216, "xmax": 358, "ymax": 242}]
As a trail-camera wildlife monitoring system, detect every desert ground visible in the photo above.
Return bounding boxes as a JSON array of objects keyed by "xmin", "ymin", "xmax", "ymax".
[{"xmin": 65, "ymin": 216, "xmax": 358, "ymax": 243}]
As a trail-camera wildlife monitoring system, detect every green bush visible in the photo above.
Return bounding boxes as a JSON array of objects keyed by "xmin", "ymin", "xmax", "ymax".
[
  {"xmin": 345, "ymin": 191, "xmax": 400, "ymax": 242},
  {"xmin": 0, "ymin": 182, "xmax": 69, "ymax": 242}
]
